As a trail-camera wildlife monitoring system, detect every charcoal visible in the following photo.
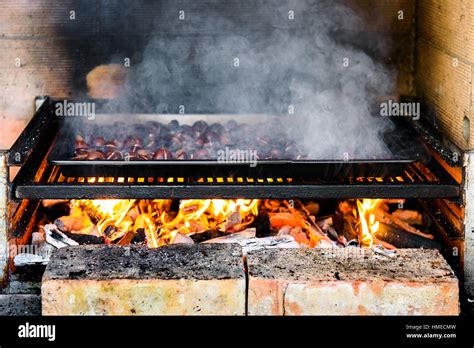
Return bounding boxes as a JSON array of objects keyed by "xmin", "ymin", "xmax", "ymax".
[
  {"xmin": 253, "ymin": 208, "xmax": 273, "ymax": 238},
  {"xmin": 63, "ymin": 231, "xmax": 105, "ymax": 245},
  {"xmin": 117, "ymin": 230, "xmax": 136, "ymax": 246},
  {"xmin": 376, "ymin": 223, "xmax": 442, "ymax": 249},
  {"xmin": 103, "ymin": 225, "xmax": 116, "ymax": 238},
  {"xmin": 190, "ymin": 229, "xmax": 226, "ymax": 243},
  {"xmin": 132, "ymin": 229, "xmax": 146, "ymax": 244}
]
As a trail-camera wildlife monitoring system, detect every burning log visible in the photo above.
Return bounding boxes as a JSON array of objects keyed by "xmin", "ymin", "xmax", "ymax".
[
  {"xmin": 189, "ymin": 229, "xmax": 226, "ymax": 243},
  {"xmin": 317, "ymin": 216, "xmax": 347, "ymax": 246},
  {"xmin": 117, "ymin": 231, "xmax": 134, "ymax": 246},
  {"xmin": 341, "ymin": 213, "xmax": 358, "ymax": 242},
  {"xmin": 42, "ymin": 200, "xmax": 69, "ymax": 208},
  {"xmin": 270, "ymin": 212, "xmax": 307, "ymax": 229},
  {"xmin": 131, "ymin": 229, "xmax": 146, "ymax": 244},
  {"xmin": 304, "ymin": 202, "xmax": 320, "ymax": 216},
  {"xmin": 374, "ymin": 208, "xmax": 434, "ymax": 240},
  {"xmin": 171, "ymin": 233, "xmax": 195, "ymax": 245},
  {"xmin": 263, "ymin": 200, "xmax": 281, "ymax": 212},
  {"xmin": 253, "ymin": 207, "xmax": 272, "ymax": 238},
  {"xmin": 391, "ymin": 209, "xmax": 424, "ymax": 226},
  {"xmin": 375, "ymin": 223, "xmax": 441, "ymax": 249},
  {"xmin": 223, "ymin": 206, "xmax": 243, "ymax": 231},
  {"xmin": 278, "ymin": 226, "xmax": 309, "ymax": 244},
  {"xmin": 270, "ymin": 203, "xmax": 336, "ymax": 248},
  {"xmin": 62, "ymin": 231, "xmax": 105, "ymax": 245},
  {"xmin": 54, "ymin": 215, "xmax": 91, "ymax": 233},
  {"xmin": 41, "ymin": 197, "xmax": 436, "ymax": 253}
]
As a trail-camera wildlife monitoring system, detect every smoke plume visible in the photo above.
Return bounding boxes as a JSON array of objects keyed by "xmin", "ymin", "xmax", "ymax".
[{"xmin": 107, "ymin": 0, "xmax": 395, "ymax": 160}]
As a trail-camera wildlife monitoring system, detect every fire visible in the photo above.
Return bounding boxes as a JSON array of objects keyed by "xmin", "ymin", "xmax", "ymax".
[
  {"xmin": 356, "ymin": 199, "xmax": 380, "ymax": 248},
  {"xmin": 158, "ymin": 199, "xmax": 259, "ymax": 243},
  {"xmin": 60, "ymin": 198, "xmax": 387, "ymax": 250},
  {"xmin": 71, "ymin": 199, "xmax": 259, "ymax": 248}
]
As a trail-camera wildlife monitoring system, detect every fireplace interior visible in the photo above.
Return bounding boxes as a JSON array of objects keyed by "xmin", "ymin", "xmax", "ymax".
[
  {"xmin": 0, "ymin": 98, "xmax": 466, "ymax": 315},
  {"xmin": 0, "ymin": 0, "xmax": 473, "ymax": 316}
]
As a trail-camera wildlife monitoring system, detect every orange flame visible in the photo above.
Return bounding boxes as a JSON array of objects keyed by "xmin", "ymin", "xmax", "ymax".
[
  {"xmin": 356, "ymin": 199, "xmax": 380, "ymax": 248},
  {"xmin": 72, "ymin": 199, "xmax": 259, "ymax": 248},
  {"xmin": 158, "ymin": 199, "xmax": 259, "ymax": 241}
]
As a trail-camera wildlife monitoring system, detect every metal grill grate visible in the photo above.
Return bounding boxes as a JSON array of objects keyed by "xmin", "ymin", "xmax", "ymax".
[
  {"xmin": 48, "ymin": 163, "xmax": 425, "ymax": 186},
  {"xmin": 10, "ymin": 161, "xmax": 460, "ymax": 200}
]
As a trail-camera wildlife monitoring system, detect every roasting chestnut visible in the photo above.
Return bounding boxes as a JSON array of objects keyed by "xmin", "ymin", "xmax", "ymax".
[
  {"xmin": 86, "ymin": 151, "xmax": 106, "ymax": 160},
  {"xmin": 123, "ymin": 137, "xmax": 142, "ymax": 149},
  {"xmin": 269, "ymin": 148, "xmax": 282, "ymax": 159},
  {"xmin": 125, "ymin": 151, "xmax": 139, "ymax": 161},
  {"xmin": 72, "ymin": 147, "xmax": 89, "ymax": 160},
  {"xmin": 74, "ymin": 148, "xmax": 89, "ymax": 156},
  {"xmin": 180, "ymin": 132, "xmax": 195, "ymax": 144},
  {"xmin": 144, "ymin": 121, "xmax": 162, "ymax": 133},
  {"xmin": 153, "ymin": 148, "xmax": 172, "ymax": 160},
  {"xmin": 74, "ymin": 139, "xmax": 88, "ymax": 150},
  {"xmin": 204, "ymin": 130, "xmax": 219, "ymax": 142},
  {"xmin": 192, "ymin": 120, "xmax": 208, "ymax": 135},
  {"xmin": 130, "ymin": 144, "xmax": 143, "ymax": 153},
  {"xmin": 209, "ymin": 123, "xmax": 224, "ymax": 135},
  {"xmin": 194, "ymin": 136, "xmax": 206, "ymax": 147},
  {"xmin": 144, "ymin": 138, "xmax": 156, "ymax": 148},
  {"xmin": 175, "ymin": 149, "xmax": 188, "ymax": 160},
  {"xmin": 168, "ymin": 120, "xmax": 179, "ymax": 132},
  {"xmin": 105, "ymin": 140, "xmax": 119, "ymax": 149},
  {"xmin": 106, "ymin": 150, "xmax": 123, "ymax": 160},
  {"xmin": 92, "ymin": 136, "xmax": 106, "ymax": 147},
  {"xmin": 137, "ymin": 149, "xmax": 151, "ymax": 160},
  {"xmin": 192, "ymin": 149, "xmax": 209, "ymax": 160},
  {"xmin": 220, "ymin": 133, "xmax": 234, "ymax": 146},
  {"xmin": 225, "ymin": 120, "xmax": 238, "ymax": 130}
]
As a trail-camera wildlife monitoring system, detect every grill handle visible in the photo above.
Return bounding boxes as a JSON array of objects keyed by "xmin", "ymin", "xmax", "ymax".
[{"xmin": 8, "ymin": 96, "xmax": 58, "ymax": 166}]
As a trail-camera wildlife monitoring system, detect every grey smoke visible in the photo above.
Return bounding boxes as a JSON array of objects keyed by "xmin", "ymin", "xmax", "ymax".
[{"xmin": 109, "ymin": 0, "xmax": 395, "ymax": 160}]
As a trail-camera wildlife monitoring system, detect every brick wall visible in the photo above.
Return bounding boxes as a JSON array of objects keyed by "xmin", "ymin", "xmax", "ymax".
[
  {"xmin": 416, "ymin": 0, "xmax": 474, "ymax": 150},
  {"xmin": 0, "ymin": 0, "xmax": 80, "ymax": 148}
]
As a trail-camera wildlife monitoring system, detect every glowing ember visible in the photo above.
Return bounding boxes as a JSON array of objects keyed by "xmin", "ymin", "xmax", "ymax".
[{"xmin": 356, "ymin": 199, "xmax": 381, "ymax": 248}]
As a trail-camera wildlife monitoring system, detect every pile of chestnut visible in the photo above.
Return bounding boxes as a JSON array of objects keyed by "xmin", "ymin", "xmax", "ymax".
[{"xmin": 72, "ymin": 119, "xmax": 304, "ymax": 161}]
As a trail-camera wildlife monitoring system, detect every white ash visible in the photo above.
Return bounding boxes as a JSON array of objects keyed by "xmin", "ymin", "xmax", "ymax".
[
  {"xmin": 44, "ymin": 224, "xmax": 78, "ymax": 249},
  {"xmin": 202, "ymin": 229, "xmax": 256, "ymax": 243},
  {"xmin": 204, "ymin": 230, "xmax": 300, "ymax": 254}
]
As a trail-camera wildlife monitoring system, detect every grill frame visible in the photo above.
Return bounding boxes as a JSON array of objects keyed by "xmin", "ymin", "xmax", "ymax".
[{"xmin": 10, "ymin": 97, "xmax": 462, "ymax": 200}]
